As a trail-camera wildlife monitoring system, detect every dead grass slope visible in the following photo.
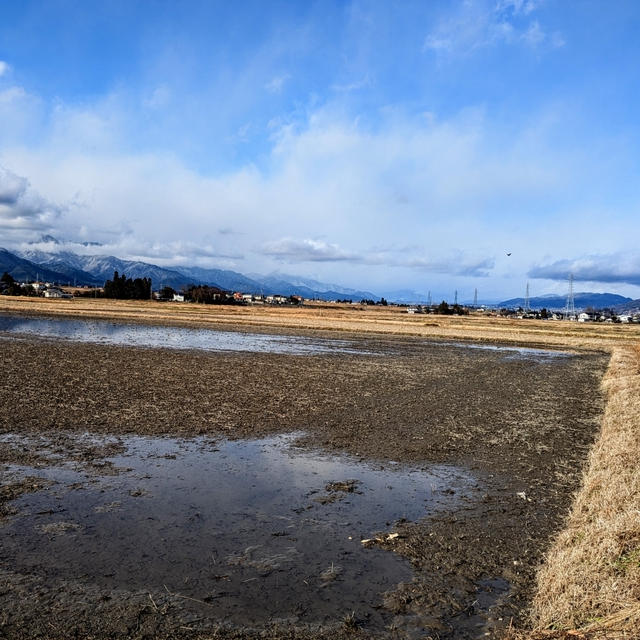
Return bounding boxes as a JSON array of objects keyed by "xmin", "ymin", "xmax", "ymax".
[{"xmin": 523, "ymin": 345, "xmax": 640, "ymax": 639}]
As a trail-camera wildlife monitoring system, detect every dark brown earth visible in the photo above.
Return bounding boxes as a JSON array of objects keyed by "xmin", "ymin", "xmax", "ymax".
[{"xmin": 0, "ymin": 331, "xmax": 609, "ymax": 639}]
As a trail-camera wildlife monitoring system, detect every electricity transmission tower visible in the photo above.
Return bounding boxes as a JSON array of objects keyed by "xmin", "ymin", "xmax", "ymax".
[
  {"xmin": 473, "ymin": 288, "xmax": 478, "ymax": 307},
  {"xmin": 525, "ymin": 282, "xmax": 530, "ymax": 312},
  {"xmin": 565, "ymin": 273, "xmax": 576, "ymax": 319},
  {"xmin": 427, "ymin": 290, "xmax": 432, "ymax": 306},
  {"xmin": 454, "ymin": 290, "xmax": 458, "ymax": 305}
]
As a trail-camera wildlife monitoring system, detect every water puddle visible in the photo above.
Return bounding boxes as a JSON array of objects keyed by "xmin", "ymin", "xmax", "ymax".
[
  {"xmin": 0, "ymin": 433, "xmax": 474, "ymax": 632},
  {"xmin": 435, "ymin": 340, "xmax": 573, "ymax": 361},
  {"xmin": 0, "ymin": 314, "xmax": 373, "ymax": 355}
]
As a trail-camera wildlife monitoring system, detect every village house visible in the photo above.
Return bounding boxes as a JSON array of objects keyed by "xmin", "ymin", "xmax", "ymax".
[{"xmin": 44, "ymin": 287, "xmax": 73, "ymax": 299}]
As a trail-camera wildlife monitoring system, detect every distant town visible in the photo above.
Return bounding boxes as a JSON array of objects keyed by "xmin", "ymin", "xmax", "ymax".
[{"xmin": 2, "ymin": 269, "xmax": 638, "ymax": 324}]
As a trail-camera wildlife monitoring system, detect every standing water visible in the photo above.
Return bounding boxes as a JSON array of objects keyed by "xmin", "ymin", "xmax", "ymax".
[{"xmin": 1, "ymin": 432, "xmax": 475, "ymax": 632}]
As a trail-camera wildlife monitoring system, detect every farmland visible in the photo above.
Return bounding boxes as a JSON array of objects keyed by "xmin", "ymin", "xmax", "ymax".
[{"xmin": 0, "ymin": 297, "xmax": 639, "ymax": 639}]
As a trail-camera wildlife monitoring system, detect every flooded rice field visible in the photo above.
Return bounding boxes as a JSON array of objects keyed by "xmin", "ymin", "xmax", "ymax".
[
  {"xmin": 0, "ymin": 312, "xmax": 572, "ymax": 361},
  {"xmin": 1, "ymin": 432, "xmax": 476, "ymax": 636},
  {"xmin": 0, "ymin": 318, "xmax": 610, "ymax": 638},
  {"xmin": 0, "ymin": 314, "xmax": 372, "ymax": 355}
]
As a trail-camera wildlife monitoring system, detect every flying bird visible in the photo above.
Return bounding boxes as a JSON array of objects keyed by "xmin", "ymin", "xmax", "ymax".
[{"xmin": 506, "ymin": 252, "xmax": 512, "ymax": 256}]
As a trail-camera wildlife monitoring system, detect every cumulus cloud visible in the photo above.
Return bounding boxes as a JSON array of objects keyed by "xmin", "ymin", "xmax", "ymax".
[
  {"xmin": 262, "ymin": 238, "xmax": 360, "ymax": 262},
  {"xmin": 0, "ymin": 61, "xmax": 9, "ymax": 77},
  {"xmin": 0, "ymin": 165, "xmax": 62, "ymax": 232},
  {"xmin": 529, "ymin": 253, "xmax": 640, "ymax": 286}
]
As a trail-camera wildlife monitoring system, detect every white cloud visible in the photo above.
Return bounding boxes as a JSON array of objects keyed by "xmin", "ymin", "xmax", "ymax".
[
  {"xmin": 405, "ymin": 254, "xmax": 495, "ymax": 277},
  {"xmin": 143, "ymin": 85, "xmax": 171, "ymax": 109},
  {"xmin": 496, "ymin": 0, "xmax": 539, "ymax": 16},
  {"xmin": 235, "ymin": 122, "xmax": 251, "ymax": 141},
  {"xmin": 521, "ymin": 20, "xmax": 545, "ymax": 46},
  {"xmin": 331, "ymin": 75, "xmax": 372, "ymax": 92},
  {"xmin": 0, "ymin": 61, "xmax": 10, "ymax": 77},
  {"xmin": 262, "ymin": 238, "xmax": 360, "ymax": 262},
  {"xmin": 529, "ymin": 253, "xmax": 640, "ymax": 287},
  {"xmin": 265, "ymin": 74, "xmax": 291, "ymax": 94},
  {"xmin": 0, "ymin": 165, "xmax": 63, "ymax": 233},
  {"xmin": 423, "ymin": 0, "xmax": 562, "ymax": 56}
]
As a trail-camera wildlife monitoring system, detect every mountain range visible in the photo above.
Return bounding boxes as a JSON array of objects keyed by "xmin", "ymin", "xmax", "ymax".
[{"xmin": 0, "ymin": 242, "xmax": 380, "ymax": 301}]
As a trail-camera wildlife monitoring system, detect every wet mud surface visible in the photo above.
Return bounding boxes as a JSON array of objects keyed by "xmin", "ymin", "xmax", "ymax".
[
  {"xmin": 0, "ymin": 326, "xmax": 609, "ymax": 639},
  {"xmin": 1, "ymin": 434, "xmax": 476, "ymax": 637}
]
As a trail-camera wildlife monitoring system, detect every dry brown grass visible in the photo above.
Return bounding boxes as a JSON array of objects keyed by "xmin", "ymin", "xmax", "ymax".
[{"xmin": 516, "ymin": 344, "xmax": 640, "ymax": 639}]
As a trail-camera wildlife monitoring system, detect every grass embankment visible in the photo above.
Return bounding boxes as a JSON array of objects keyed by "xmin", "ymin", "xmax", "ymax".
[{"xmin": 516, "ymin": 345, "xmax": 640, "ymax": 639}]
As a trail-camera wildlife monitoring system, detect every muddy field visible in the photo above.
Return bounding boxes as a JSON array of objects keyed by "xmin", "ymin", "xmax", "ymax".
[{"xmin": 0, "ymin": 325, "xmax": 609, "ymax": 639}]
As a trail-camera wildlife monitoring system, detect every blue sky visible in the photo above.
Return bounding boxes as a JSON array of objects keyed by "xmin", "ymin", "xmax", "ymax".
[{"xmin": 1, "ymin": 0, "xmax": 639, "ymax": 301}]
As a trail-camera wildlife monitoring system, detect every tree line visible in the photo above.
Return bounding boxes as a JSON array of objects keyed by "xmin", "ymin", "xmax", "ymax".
[
  {"xmin": 0, "ymin": 272, "xmax": 36, "ymax": 296},
  {"xmin": 103, "ymin": 271, "xmax": 151, "ymax": 299}
]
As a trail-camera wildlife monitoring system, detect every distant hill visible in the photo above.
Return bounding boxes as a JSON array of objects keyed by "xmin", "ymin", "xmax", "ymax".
[
  {"xmin": 613, "ymin": 298, "xmax": 640, "ymax": 314},
  {"xmin": 255, "ymin": 273, "xmax": 380, "ymax": 301},
  {"xmin": 174, "ymin": 266, "xmax": 263, "ymax": 293},
  {"xmin": 251, "ymin": 274, "xmax": 379, "ymax": 301},
  {"xmin": 499, "ymin": 292, "xmax": 632, "ymax": 310},
  {"xmin": 380, "ymin": 289, "xmax": 436, "ymax": 304}
]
